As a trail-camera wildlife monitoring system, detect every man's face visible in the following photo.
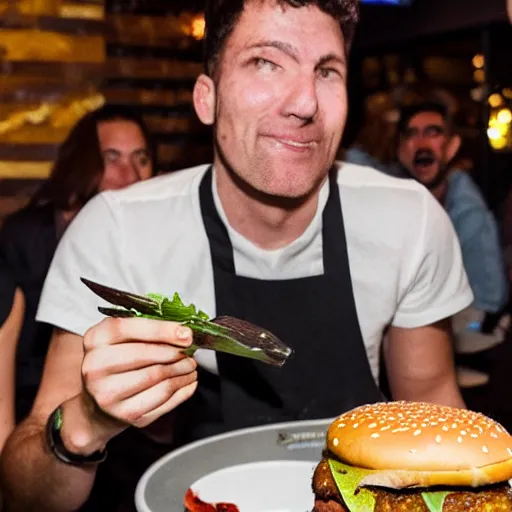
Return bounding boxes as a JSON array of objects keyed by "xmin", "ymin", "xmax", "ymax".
[
  {"xmin": 98, "ymin": 120, "xmax": 153, "ymax": 192},
  {"xmin": 397, "ymin": 111, "xmax": 456, "ymax": 190},
  {"xmin": 202, "ymin": 1, "xmax": 348, "ymax": 199}
]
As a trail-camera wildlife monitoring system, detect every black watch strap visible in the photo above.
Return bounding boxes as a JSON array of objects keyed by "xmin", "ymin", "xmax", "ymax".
[{"xmin": 46, "ymin": 405, "xmax": 107, "ymax": 466}]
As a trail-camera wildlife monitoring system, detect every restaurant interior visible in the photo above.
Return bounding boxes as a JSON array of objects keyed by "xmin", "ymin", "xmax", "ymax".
[{"xmin": 1, "ymin": 0, "xmax": 512, "ymax": 431}]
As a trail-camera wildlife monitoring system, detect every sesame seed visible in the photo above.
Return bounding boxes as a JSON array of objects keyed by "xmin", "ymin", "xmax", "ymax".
[
  {"xmin": 333, "ymin": 438, "xmax": 339, "ymax": 447},
  {"xmin": 442, "ymin": 425, "xmax": 449, "ymax": 432},
  {"xmin": 491, "ymin": 432, "xmax": 498, "ymax": 439},
  {"xmin": 482, "ymin": 446, "xmax": 489, "ymax": 454},
  {"xmin": 368, "ymin": 423, "xmax": 377, "ymax": 429},
  {"xmin": 435, "ymin": 435, "xmax": 442, "ymax": 443},
  {"xmin": 371, "ymin": 433, "xmax": 380, "ymax": 439},
  {"xmin": 338, "ymin": 423, "xmax": 346, "ymax": 428},
  {"xmin": 507, "ymin": 448, "xmax": 512, "ymax": 456},
  {"xmin": 471, "ymin": 434, "xmax": 478, "ymax": 438},
  {"xmin": 413, "ymin": 429, "xmax": 422, "ymax": 436},
  {"xmin": 452, "ymin": 423, "xmax": 458, "ymax": 429},
  {"xmin": 457, "ymin": 437, "xmax": 463, "ymax": 444},
  {"xmin": 392, "ymin": 428, "xmax": 401, "ymax": 433},
  {"xmin": 381, "ymin": 425, "xmax": 391, "ymax": 431},
  {"xmin": 353, "ymin": 423, "xmax": 359, "ymax": 428},
  {"xmin": 439, "ymin": 418, "xmax": 447, "ymax": 422},
  {"xmin": 460, "ymin": 430, "xmax": 467, "ymax": 436}
]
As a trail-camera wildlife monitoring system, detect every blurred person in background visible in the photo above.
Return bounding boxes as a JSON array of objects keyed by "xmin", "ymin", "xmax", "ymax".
[
  {"xmin": 396, "ymin": 100, "xmax": 509, "ymax": 388},
  {"xmin": 342, "ymin": 91, "xmax": 399, "ymax": 174},
  {"xmin": 0, "ymin": 105, "xmax": 154, "ymax": 446}
]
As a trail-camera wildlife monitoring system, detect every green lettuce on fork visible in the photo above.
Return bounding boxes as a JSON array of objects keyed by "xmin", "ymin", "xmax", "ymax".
[{"xmin": 81, "ymin": 278, "xmax": 292, "ymax": 367}]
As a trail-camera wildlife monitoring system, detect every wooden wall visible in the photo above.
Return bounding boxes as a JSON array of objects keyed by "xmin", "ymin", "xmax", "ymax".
[
  {"xmin": 105, "ymin": 1, "xmax": 212, "ymax": 172},
  {"xmin": 0, "ymin": 0, "xmax": 107, "ymax": 216}
]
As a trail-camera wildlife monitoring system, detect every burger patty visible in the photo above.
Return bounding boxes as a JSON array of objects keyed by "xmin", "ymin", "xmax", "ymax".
[
  {"xmin": 312, "ymin": 458, "xmax": 512, "ymax": 511},
  {"xmin": 373, "ymin": 485, "xmax": 512, "ymax": 512},
  {"xmin": 312, "ymin": 458, "xmax": 349, "ymax": 512}
]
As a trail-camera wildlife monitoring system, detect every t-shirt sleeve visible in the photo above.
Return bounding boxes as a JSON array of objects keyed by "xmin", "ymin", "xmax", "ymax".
[
  {"xmin": 392, "ymin": 190, "xmax": 474, "ymax": 329},
  {"xmin": 36, "ymin": 194, "xmax": 129, "ymax": 336}
]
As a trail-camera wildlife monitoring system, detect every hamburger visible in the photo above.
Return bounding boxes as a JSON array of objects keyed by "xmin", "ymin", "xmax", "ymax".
[{"xmin": 313, "ymin": 401, "xmax": 512, "ymax": 511}]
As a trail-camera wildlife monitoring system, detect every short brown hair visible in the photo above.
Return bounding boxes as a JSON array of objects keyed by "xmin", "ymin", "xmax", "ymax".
[{"xmin": 203, "ymin": 0, "xmax": 359, "ymax": 77}]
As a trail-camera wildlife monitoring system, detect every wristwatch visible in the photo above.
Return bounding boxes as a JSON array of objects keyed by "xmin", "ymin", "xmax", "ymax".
[{"xmin": 46, "ymin": 405, "xmax": 108, "ymax": 466}]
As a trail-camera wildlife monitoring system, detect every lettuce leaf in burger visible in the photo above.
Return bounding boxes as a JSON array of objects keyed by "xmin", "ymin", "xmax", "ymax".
[{"xmin": 313, "ymin": 401, "xmax": 512, "ymax": 511}]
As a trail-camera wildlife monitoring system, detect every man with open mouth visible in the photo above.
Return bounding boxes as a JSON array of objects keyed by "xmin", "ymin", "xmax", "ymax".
[{"xmin": 397, "ymin": 99, "xmax": 509, "ymax": 388}]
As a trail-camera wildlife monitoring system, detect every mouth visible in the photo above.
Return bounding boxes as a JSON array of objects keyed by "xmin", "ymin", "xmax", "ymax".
[
  {"xmin": 413, "ymin": 154, "xmax": 436, "ymax": 171},
  {"xmin": 263, "ymin": 135, "xmax": 318, "ymax": 153}
]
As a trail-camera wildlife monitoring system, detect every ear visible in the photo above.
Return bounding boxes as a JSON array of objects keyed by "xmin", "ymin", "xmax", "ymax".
[
  {"xmin": 193, "ymin": 74, "xmax": 216, "ymax": 126},
  {"xmin": 445, "ymin": 133, "xmax": 461, "ymax": 162}
]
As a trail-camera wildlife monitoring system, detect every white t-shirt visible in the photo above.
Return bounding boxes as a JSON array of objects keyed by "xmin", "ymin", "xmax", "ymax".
[{"xmin": 37, "ymin": 162, "xmax": 473, "ymax": 381}]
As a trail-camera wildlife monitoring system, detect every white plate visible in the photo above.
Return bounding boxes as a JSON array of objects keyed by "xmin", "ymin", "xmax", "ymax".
[
  {"xmin": 135, "ymin": 418, "xmax": 331, "ymax": 512},
  {"xmin": 189, "ymin": 460, "xmax": 316, "ymax": 511}
]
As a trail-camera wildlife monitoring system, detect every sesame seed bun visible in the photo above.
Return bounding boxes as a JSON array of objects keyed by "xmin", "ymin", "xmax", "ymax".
[{"xmin": 327, "ymin": 401, "xmax": 512, "ymax": 489}]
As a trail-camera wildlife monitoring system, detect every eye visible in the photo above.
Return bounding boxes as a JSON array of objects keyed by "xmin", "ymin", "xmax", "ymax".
[
  {"xmin": 425, "ymin": 126, "xmax": 444, "ymax": 138},
  {"xmin": 135, "ymin": 154, "xmax": 150, "ymax": 167},
  {"xmin": 103, "ymin": 152, "xmax": 119, "ymax": 164},
  {"xmin": 253, "ymin": 58, "xmax": 279, "ymax": 72},
  {"xmin": 318, "ymin": 67, "xmax": 340, "ymax": 80}
]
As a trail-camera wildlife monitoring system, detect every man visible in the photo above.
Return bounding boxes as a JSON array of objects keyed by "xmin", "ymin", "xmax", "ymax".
[
  {"xmin": 1, "ymin": 1, "xmax": 472, "ymax": 510},
  {"xmin": 397, "ymin": 101, "xmax": 509, "ymax": 387}
]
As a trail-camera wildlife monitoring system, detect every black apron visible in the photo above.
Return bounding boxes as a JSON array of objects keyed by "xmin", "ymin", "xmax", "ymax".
[
  {"xmin": 178, "ymin": 167, "xmax": 383, "ymax": 442},
  {"xmin": 84, "ymin": 167, "xmax": 385, "ymax": 511}
]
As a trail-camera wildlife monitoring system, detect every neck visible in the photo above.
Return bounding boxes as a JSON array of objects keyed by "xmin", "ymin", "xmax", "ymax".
[{"xmin": 214, "ymin": 164, "xmax": 325, "ymax": 250}]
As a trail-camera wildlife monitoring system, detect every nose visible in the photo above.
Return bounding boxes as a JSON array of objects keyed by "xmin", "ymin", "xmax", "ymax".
[
  {"xmin": 120, "ymin": 159, "xmax": 142, "ymax": 186},
  {"xmin": 282, "ymin": 73, "xmax": 318, "ymax": 122}
]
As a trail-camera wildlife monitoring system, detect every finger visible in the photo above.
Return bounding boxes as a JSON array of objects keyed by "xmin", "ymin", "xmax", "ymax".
[
  {"xmin": 88, "ymin": 358, "xmax": 197, "ymax": 406},
  {"xmin": 84, "ymin": 317, "xmax": 193, "ymax": 350},
  {"xmin": 135, "ymin": 381, "xmax": 198, "ymax": 428},
  {"xmin": 82, "ymin": 342, "xmax": 192, "ymax": 376},
  {"xmin": 107, "ymin": 372, "xmax": 198, "ymax": 425}
]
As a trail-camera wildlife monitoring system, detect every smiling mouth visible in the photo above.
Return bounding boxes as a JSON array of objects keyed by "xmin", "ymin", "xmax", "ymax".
[{"xmin": 268, "ymin": 137, "xmax": 317, "ymax": 151}]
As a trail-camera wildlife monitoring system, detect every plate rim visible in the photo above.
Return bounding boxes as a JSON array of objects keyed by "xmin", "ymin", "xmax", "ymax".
[{"xmin": 134, "ymin": 417, "xmax": 332, "ymax": 512}]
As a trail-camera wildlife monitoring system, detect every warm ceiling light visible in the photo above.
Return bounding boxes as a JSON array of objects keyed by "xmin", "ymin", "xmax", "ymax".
[
  {"xmin": 487, "ymin": 126, "xmax": 501, "ymax": 140},
  {"xmin": 488, "ymin": 93, "xmax": 504, "ymax": 107},
  {"xmin": 191, "ymin": 14, "xmax": 206, "ymax": 40},
  {"xmin": 472, "ymin": 54, "xmax": 485, "ymax": 69},
  {"xmin": 473, "ymin": 69, "xmax": 485, "ymax": 83},
  {"xmin": 503, "ymin": 88, "xmax": 512, "ymax": 99},
  {"xmin": 497, "ymin": 108, "xmax": 512, "ymax": 124}
]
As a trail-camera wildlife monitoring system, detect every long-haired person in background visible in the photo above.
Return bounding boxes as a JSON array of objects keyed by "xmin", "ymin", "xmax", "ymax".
[{"xmin": 0, "ymin": 105, "xmax": 153, "ymax": 452}]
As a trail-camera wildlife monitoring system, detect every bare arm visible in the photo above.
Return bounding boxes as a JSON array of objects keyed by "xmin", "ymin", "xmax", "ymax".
[
  {"xmin": 0, "ymin": 318, "xmax": 197, "ymax": 512},
  {"xmin": 0, "ymin": 288, "xmax": 25, "ymax": 453},
  {"xmin": 384, "ymin": 319, "xmax": 466, "ymax": 409},
  {"xmin": 0, "ymin": 328, "xmax": 98, "ymax": 512}
]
